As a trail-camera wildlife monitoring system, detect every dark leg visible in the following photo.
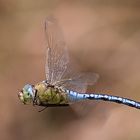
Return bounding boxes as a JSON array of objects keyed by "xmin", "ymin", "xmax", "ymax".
[
  {"xmin": 38, "ymin": 107, "xmax": 48, "ymax": 112},
  {"xmin": 33, "ymin": 89, "xmax": 37, "ymax": 106}
]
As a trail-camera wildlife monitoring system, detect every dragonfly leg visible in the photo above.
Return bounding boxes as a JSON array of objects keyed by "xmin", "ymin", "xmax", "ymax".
[
  {"xmin": 38, "ymin": 107, "xmax": 48, "ymax": 112},
  {"xmin": 33, "ymin": 89, "xmax": 38, "ymax": 106},
  {"xmin": 37, "ymin": 104, "xmax": 69, "ymax": 112}
]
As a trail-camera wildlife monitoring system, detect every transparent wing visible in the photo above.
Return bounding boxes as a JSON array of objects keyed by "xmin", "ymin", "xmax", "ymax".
[
  {"xmin": 66, "ymin": 73, "xmax": 100, "ymax": 117},
  {"xmin": 58, "ymin": 72, "xmax": 99, "ymax": 93},
  {"xmin": 45, "ymin": 17, "xmax": 69, "ymax": 84},
  {"xmin": 45, "ymin": 17, "xmax": 99, "ymax": 93},
  {"xmin": 67, "ymin": 72, "xmax": 99, "ymax": 86}
]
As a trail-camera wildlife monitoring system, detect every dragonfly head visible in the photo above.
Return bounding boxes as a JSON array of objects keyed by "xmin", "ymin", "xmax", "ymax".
[{"xmin": 18, "ymin": 84, "xmax": 35, "ymax": 104}]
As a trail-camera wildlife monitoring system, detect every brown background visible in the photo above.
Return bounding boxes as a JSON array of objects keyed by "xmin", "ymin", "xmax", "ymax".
[{"xmin": 1, "ymin": 0, "xmax": 140, "ymax": 140}]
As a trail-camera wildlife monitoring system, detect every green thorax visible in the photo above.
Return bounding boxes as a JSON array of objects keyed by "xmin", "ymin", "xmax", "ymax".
[{"xmin": 34, "ymin": 83, "xmax": 68, "ymax": 105}]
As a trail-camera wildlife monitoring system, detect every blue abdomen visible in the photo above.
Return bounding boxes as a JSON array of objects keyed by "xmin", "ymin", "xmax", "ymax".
[{"xmin": 66, "ymin": 89, "xmax": 140, "ymax": 109}]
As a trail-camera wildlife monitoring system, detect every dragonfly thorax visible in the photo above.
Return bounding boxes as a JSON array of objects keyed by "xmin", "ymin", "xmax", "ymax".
[{"xmin": 32, "ymin": 82, "xmax": 68, "ymax": 106}]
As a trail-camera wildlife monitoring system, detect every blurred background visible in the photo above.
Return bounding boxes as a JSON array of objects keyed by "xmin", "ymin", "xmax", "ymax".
[{"xmin": 1, "ymin": 0, "xmax": 140, "ymax": 140}]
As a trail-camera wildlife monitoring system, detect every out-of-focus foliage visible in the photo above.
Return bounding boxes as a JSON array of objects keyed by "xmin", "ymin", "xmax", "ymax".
[{"xmin": 0, "ymin": 0, "xmax": 140, "ymax": 140}]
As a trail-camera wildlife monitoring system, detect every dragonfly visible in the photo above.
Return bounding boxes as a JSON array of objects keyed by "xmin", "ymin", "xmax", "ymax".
[{"xmin": 18, "ymin": 17, "xmax": 140, "ymax": 111}]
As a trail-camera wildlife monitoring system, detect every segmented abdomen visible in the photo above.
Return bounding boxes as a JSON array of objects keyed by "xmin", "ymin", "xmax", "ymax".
[{"xmin": 66, "ymin": 89, "xmax": 140, "ymax": 109}]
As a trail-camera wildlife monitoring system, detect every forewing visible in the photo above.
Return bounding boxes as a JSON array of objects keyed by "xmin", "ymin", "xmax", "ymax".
[
  {"xmin": 45, "ymin": 17, "xmax": 99, "ymax": 92},
  {"xmin": 45, "ymin": 17, "xmax": 69, "ymax": 84}
]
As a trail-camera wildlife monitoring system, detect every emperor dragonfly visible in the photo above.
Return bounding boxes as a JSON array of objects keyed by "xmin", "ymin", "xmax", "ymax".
[{"xmin": 18, "ymin": 17, "xmax": 140, "ymax": 110}]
